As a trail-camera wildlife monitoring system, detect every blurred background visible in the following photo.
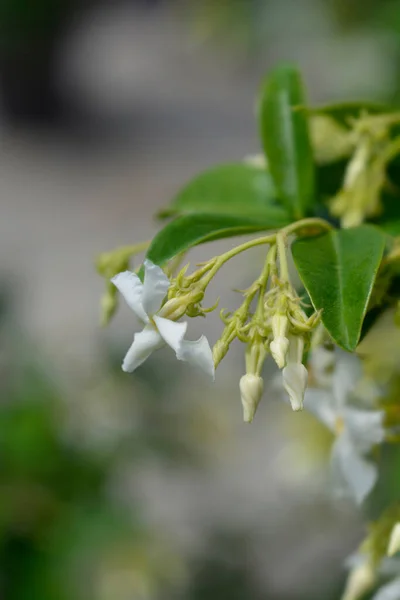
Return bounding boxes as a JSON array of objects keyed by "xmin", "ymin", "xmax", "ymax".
[{"xmin": 1, "ymin": 0, "xmax": 400, "ymax": 598}]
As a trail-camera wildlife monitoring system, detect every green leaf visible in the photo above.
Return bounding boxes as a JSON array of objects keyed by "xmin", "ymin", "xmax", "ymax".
[
  {"xmin": 146, "ymin": 213, "xmax": 290, "ymax": 266},
  {"xmin": 258, "ymin": 65, "xmax": 315, "ymax": 219},
  {"xmin": 292, "ymin": 225, "xmax": 386, "ymax": 351},
  {"xmin": 157, "ymin": 163, "xmax": 284, "ymax": 220}
]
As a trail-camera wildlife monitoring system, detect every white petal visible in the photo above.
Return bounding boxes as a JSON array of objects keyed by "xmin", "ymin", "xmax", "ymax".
[
  {"xmin": 303, "ymin": 388, "xmax": 337, "ymax": 431},
  {"xmin": 344, "ymin": 408, "xmax": 385, "ymax": 454},
  {"xmin": 333, "ymin": 351, "xmax": 362, "ymax": 410},
  {"xmin": 371, "ymin": 578, "xmax": 400, "ymax": 600},
  {"xmin": 142, "ymin": 260, "xmax": 170, "ymax": 316},
  {"xmin": 153, "ymin": 315, "xmax": 187, "ymax": 352},
  {"xmin": 111, "ymin": 271, "xmax": 148, "ymax": 322},
  {"xmin": 331, "ymin": 433, "xmax": 378, "ymax": 504},
  {"xmin": 282, "ymin": 363, "xmax": 308, "ymax": 411},
  {"xmin": 122, "ymin": 326, "xmax": 164, "ymax": 372},
  {"xmin": 177, "ymin": 336, "xmax": 215, "ymax": 380}
]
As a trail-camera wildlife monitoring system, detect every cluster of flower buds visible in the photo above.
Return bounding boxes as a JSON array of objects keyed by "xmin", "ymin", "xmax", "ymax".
[
  {"xmin": 265, "ymin": 279, "xmax": 320, "ymax": 412},
  {"xmin": 329, "ymin": 113, "xmax": 400, "ymax": 229}
]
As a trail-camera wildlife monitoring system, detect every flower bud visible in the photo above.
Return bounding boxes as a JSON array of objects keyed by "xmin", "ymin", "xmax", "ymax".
[
  {"xmin": 282, "ymin": 363, "xmax": 308, "ymax": 411},
  {"xmin": 270, "ymin": 314, "xmax": 289, "ymax": 368},
  {"xmin": 239, "ymin": 374, "xmax": 264, "ymax": 423},
  {"xmin": 282, "ymin": 335, "xmax": 308, "ymax": 411},
  {"xmin": 388, "ymin": 522, "xmax": 400, "ymax": 557},
  {"xmin": 270, "ymin": 337, "xmax": 289, "ymax": 369},
  {"xmin": 341, "ymin": 562, "xmax": 375, "ymax": 600}
]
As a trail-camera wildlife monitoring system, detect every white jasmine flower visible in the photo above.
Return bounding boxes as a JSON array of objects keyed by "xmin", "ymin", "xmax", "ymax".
[
  {"xmin": 388, "ymin": 523, "xmax": 400, "ymax": 557},
  {"xmin": 239, "ymin": 374, "xmax": 264, "ymax": 423},
  {"xmin": 282, "ymin": 335, "xmax": 308, "ymax": 411},
  {"xmin": 371, "ymin": 577, "xmax": 400, "ymax": 600},
  {"xmin": 304, "ymin": 352, "xmax": 385, "ymax": 504},
  {"xmin": 112, "ymin": 260, "xmax": 215, "ymax": 379}
]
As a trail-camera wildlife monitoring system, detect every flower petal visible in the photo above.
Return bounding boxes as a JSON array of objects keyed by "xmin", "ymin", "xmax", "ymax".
[
  {"xmin": 331, "ymin": 433, "xmax": 378, "ymax": 504},
  {"xmin": 111, "ymin": 271, "xmax": 148, "ymax": 322},
  {"xmin": 344, "ymin": 408, "xmax": 385, "ymax": 454},
  {"xmin": 282, "ymin": 363, "xmax": 308, "ymax": 411},
  {"xmin": 177, "ymin": 336, "xmax": 215, "ymax": 380},
  {"xmin": 142, "ymin": 260, "xmax": 170, "ymax": 316},
  {"xmin": 371, "ymin": 578, "xmax": 400, "ymax": 600},
  {"xmin": 332, "ymin": 351, "xmax": 362, "ymax": 411},
  {"xmin": 303, "ymin": 388, "xmax": 337, "ymax": 431},
  {"xmin": 122, "ymin": 326, "xmax": 164, "ymax": 372},
  {"xmin": 153, "ymin": 315, "xmax": 187, "ymax": 352}
]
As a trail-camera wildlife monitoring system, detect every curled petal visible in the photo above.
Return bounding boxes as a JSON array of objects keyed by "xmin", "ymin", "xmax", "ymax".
[
  {"xmin": 122, "ymin": 326, "xmax": 164, "ymax": 372},
  {"xmin": 331, "ymin": 433, "xmax": 377, "ymax": 504},
  {"xmin": 282, "ymin": 363, "xmax": 308, "ymax": 411},
  {"xmin": 142, "ymin": 260, "xmax": 170, "ymax": 316},
  {"xmin": 177, "ymin": 336, "xmax": 215, "ymax": 380},
  {"xmin": 111, "ymin": 271, "xmax": 148, "ymax": 322},
  {"xmin": 153, "ymin": 315, "xmax": 187, "ymax": 352}
]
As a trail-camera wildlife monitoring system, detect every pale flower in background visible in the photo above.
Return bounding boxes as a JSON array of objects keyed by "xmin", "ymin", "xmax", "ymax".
[
  {"xmin": 371, "ymin": 577, "xmax": 400, "ymax": 600},
  {"xmin": 304, "ymin": 351, "xmax": 385, "ymax": 504},
  {"xmin": 112, "ymin": 260, "xmax": 214, "ymax": 379}
]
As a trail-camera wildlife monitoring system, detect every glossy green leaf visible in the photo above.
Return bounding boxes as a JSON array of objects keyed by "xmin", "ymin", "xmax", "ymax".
[
  {"xmin": 146, "ymin": 213, "xmax": 290, "ymax": 266},
  {"xmin": 292, "ymin": 225, "xmax": 386, "ymax": 351},
  {"xmin": 157, "ymin": 163, "xmax": 285, "ymax": 220},
  {"xmin": 258, "ymin": 65, "xmax": 315, "ymax": 219}
]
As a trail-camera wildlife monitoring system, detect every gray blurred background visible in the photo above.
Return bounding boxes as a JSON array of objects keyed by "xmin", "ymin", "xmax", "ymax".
[{"xmin": 0, "ymin": 1, "xmax": 398, "ymax": 598}]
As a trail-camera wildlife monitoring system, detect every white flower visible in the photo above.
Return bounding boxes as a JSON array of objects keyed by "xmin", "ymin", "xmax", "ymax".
[
  {"xmin": 304, "ymin": 351, "xmax": 385, "ymax": 504},
  {"xmin": 112, "ymin": 260, "xmax": 215, "ymax": 379},
  {"xmin": 239, "ymin": 374, "xmax": 264, "ymax": 423},
  {"xmin": 388, "ymin": 523, "xmax": 400, "ymax": 557},
  {"xmin": 371, "ymin": 577, "xmax": 400, "ymax": 600},
  {"xmin": 282, "ymin": 335, "xmax": 308, "ymax": 411}
]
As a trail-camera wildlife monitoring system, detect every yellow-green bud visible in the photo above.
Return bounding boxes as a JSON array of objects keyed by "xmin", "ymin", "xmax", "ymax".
[
  {"xmin": 341, "ymin": 562, "xmax": 375, "ymax": 600},
  {"xmin": 388, "ymin": 522, "xmax": 400, "ymax": 557},
  {"xmin": 245, "ymin": 333, "xmax": 267, "ymax": 376},
  {"xmin": 239, "ymin": 374, "xmax": 264, "ymax": 423}
]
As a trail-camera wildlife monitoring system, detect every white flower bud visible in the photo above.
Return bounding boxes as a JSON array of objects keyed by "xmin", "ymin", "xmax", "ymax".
[
  {"xmin": 270, "ymin": 336, "xmax": 289, "ymax": 369},
  {"xmin": 341, "ymin": 562, "xmax": 375, "ymax": 600},
  {"xmin": 282, "ymin": 335, "xmax": 308, "ymax": 411},
  {"xmin": 270, "ymin": 314, "xmax": 289, "ymax": 368},
  {"xmin": 282, "ymin": 363, "xmax": 308, "ymax": 411},
  {"xmin": 388, "ymin": 522, "xmax": 400, "ymax": 557},
  {"xmin": 239, "ymin": 374, "xmax": 264, "ymax": 423}
]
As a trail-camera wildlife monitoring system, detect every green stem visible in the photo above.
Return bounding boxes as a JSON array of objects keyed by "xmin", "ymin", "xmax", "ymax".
[
  {"xmin": 276, "ymin": 234, "xmax": 289, "ymax": 282},
  {"xmin": 203, "ymin": 217, "xmax": 331, "ymax": 285}
]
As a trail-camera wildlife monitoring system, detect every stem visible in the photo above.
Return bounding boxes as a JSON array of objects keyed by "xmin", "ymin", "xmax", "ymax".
[
  {"xmin": 255, "ymin": 245, "xmax": 276, "ymax": 317},
  {"xmin": 201, "ymin": 217, "xmax": 331, "ymax": 287},
  {"xmin": 276, "ymin": 234, "xmax": 289, "ymax": 282}
]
